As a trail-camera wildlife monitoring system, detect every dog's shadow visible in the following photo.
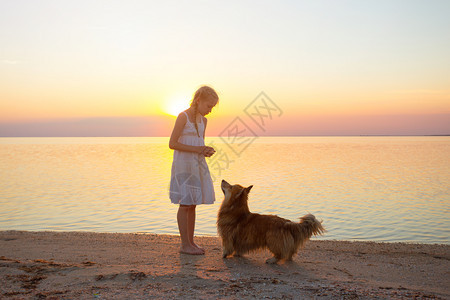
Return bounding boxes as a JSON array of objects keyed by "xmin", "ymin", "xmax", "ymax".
[{"xmin": 221, "ymin": 252, "xmax": 309, "ymax": 280}]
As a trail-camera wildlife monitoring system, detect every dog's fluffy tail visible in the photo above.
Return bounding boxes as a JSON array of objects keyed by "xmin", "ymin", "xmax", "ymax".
[{"xmin": 289, "ymin": 214, "xmax": 325, "ymax": 248}]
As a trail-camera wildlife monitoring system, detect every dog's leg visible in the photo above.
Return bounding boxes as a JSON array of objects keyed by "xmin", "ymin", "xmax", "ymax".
[
  {"xmin": 266, "ymin": 231, "xmax": 295, "ymax": 264},
  {"xmin": 265, "ymin": 256, "xmax": 280, "ymax": 264},
  {"xmin": 222, "ymin": 248, "xmax": 234, "ymax": 258},
  {"xmin": 221, "ymin": 238, "xmax": 234, "ymax": 258}
]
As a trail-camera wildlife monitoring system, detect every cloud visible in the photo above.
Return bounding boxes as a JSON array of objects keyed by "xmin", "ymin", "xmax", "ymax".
[
  {"xmin": 0, "ymin": 116, "xmax": 174, "ymax": 137},
  {"xmin": 1, "ymin": 59, "xmax": 23, "ymax": 65},
  {"xmin": 1, "ymin": 114, "xmax": 449, "ymax": 137},
  {"xmin": 86, "ymin": 25, "xmax": 108, "ymax": 30},
  {"xmin": 389, "ymin": 89, "xmax": 450, "ymax": 95}
]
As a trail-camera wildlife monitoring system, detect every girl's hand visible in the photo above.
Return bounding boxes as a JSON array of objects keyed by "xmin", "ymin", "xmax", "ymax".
[{"xmin": 201, "ymin": 146, "xmax": 216, "ymax": 157}]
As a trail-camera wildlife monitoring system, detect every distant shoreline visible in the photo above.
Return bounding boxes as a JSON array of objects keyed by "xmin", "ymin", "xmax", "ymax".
[{"xmin": 1, "ymin": 135, "xmax": 449, "ymax": 138}]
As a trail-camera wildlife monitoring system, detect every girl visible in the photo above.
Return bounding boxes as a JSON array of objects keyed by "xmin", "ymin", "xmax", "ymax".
[{"xmin": 169, "ymin": 86, "xmax": 218, "ymax": 255}]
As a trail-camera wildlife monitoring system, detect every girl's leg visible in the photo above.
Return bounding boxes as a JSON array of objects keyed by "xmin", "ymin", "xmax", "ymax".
[
  {"xmin": 187, "ymin": 205, "xmax": 204, "ymax": 253},
  {"xmin": 177, "ymin": 205, "xmax": 203, "ymax": 255}
]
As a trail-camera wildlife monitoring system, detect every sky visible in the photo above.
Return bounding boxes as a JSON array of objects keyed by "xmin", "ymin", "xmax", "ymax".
[{"xmin": 0, "ymin": 0, "xmax": 449, "ymax": 136}]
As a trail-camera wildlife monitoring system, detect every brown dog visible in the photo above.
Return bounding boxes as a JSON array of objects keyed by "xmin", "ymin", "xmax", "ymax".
[{"xmin": 217, "ymin": 180, "xmax": 325, "ymax": 264}]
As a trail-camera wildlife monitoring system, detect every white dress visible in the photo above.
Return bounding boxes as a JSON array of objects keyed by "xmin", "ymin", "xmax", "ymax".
[{"xmin": 169, "ymin": 112, "xmax": 215, "ymax": 205}]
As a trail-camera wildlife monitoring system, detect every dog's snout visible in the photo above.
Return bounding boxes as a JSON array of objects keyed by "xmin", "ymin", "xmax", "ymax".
[
  {"xmin": 221, "ymin": 179, "xmax": 229, "ymax": 187},
  {"xmin": 221, "ymin": 180, "xmax": 229, "ymax": 194}
]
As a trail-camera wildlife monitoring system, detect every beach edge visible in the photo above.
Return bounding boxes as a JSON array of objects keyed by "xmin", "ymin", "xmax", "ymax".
[{"xmin": 1, "ymin": 231, "xmax": 449, "ymax": 299}]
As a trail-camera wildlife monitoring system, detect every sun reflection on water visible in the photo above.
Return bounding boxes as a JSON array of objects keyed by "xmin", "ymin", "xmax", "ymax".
[{"xmin": 0, "ymin": 136, "xmax": 449, "ymax": 244}]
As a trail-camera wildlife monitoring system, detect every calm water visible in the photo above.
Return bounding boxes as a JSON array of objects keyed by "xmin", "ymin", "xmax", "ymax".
[{"xmin": 1, "ymin": 137, "xmax": 449, "ymax": 244}]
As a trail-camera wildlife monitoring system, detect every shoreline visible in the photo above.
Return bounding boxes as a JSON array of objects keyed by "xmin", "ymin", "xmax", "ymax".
[
  {"xmin": 4, "ymin": 229, "xmax": 449, "ymax": 246},
  {"xmin": 1, "ymin": 231, "xmax": 449, "ymax": 299}
]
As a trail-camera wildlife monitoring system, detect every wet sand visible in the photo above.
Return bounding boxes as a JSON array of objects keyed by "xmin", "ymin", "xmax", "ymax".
[{"xmin": 0, "ymin": 231, "xmax": 449, "ymax": 299}]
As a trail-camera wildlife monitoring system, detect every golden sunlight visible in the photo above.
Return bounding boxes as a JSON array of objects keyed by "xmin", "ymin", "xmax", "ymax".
[{"xmin": 163, "ymin": 94, "xmax": 191, "ymax": 117}]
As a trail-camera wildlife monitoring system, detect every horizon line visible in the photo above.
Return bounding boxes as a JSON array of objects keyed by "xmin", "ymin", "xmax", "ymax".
[{"xmin": 1, "ymin": 134, "xmax": 449, "ymax": 138}]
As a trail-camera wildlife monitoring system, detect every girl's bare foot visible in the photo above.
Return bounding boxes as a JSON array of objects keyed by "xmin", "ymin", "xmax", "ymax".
[
  {"xmin": 193, "ymin": 243, "xmax": 205, "ymax": 254},
  {"xmin": 179, "ymin": 245, "xmax": 204, "ymax": 255}
]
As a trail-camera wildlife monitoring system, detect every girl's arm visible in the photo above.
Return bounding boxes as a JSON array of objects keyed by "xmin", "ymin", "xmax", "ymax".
[
  {"xmin": 203, "ymin": 117, "xmax": 207, "ymax": 140},
  {"xmin": 202, "ymin": 117, "xmax": 216, "ymax": 157},
  {"xmin": 169, "ymin": 112, "xmax": 205, "ymax": 154}
]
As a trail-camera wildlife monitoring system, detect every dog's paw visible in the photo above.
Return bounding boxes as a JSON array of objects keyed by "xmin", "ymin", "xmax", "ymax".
[
  {"xmin": 265, "ymin": 257, "xmax": 279, "ymax": 264},
  {"xmin": 222, "ymin": 249, "xmax": 234, "ymax": 258}
]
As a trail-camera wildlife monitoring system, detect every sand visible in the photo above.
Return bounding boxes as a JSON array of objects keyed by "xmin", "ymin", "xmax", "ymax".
[{"xmin": 0, "ymin": 231, "xmax": 449, "ymax": 299}]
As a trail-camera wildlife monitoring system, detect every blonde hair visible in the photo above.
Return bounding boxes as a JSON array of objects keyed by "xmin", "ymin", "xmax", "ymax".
[{"xmin": 190, "ymin": 86, "xmax": 219, "ymax": 137}]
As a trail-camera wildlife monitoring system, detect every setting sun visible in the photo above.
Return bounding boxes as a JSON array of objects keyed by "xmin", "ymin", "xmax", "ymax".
[{"xmin": 163, "ymin": 95, "xmax": 191, "ymax": 117}]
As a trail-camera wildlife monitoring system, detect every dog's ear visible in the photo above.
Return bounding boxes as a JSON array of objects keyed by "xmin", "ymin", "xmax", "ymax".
[
  {"xmin": 236, "ymin": 188, "xmax": 245, "ymax": 199},
  {"xmin": 246, "ymin": 185, "xmax": 253, "ymax": 194},
  {"xmin": 221, "ymin": 180, "xmax": 231, "ymax": 189}
]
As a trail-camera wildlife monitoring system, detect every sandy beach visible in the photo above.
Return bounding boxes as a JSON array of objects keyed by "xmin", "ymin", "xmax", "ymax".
[{"xmin": 0, "ymin": 231, "xmax": 449, "ymax": 299}]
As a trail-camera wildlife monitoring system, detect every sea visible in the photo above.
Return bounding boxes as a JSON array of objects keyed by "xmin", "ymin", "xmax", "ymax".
[{"xmin": 0, "ymin": 136, "xmax": 449, "ymax": 244}]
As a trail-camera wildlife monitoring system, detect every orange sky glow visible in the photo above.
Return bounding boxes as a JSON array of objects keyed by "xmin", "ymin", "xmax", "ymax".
[{"xmin": 0, "ymin": 1, "xmax": 449, "ymax": 136}]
